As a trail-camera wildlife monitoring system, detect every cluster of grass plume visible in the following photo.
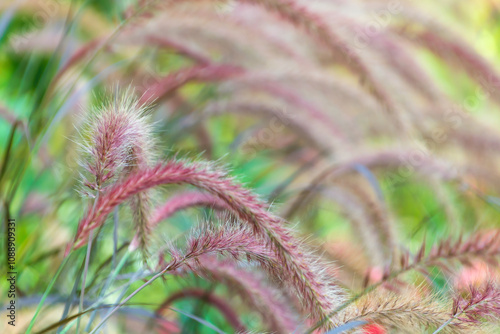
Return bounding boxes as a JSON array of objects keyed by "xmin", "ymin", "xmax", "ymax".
[{"xmin": 3, "ymin": 0, "xmax": 500, "ymax": 333}]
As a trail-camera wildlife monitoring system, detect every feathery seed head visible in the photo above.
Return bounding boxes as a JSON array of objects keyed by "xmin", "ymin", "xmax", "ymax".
[
  {"xmin": 76, "ymin": 88, "xmax": 157, "ymax": 257},
  {"xmin": 77, "ymin": 88, "xmax": 156, "ymax": 193},
  {"xmin": 453, "ymin": 282, "xmax": 500, "ymax": 325},
  {"xmin": 72, "ymin": 159, "xmax": 345, "ymax": 325}
]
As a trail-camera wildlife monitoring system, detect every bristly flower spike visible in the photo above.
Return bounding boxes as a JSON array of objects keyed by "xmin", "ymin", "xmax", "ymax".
[
  {"xmin": 78, "ymin": 87, "xmax": 156, "ymax": 192},
  {"xmin": 77, "ymin": 87, "xmax": 156, "ymax": 257},
  {"xmin": 72, "ymin": 159, "xmax": 345, "ymax": 327}
]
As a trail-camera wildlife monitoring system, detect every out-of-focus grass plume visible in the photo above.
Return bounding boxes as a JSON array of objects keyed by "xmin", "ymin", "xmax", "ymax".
[{"xmin": 2, "ymin": 0, "xmax": 500, "ymax": 333}]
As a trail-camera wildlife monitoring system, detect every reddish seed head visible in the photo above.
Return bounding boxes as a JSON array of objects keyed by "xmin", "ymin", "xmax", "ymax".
[
  {"xmin": 77, "ymin": 88, "xmax": 157, "ymax": 257},
  {"xmin": 78, "ymin": 88, "xmax": 155, "ymax": 192},
  {"xmin": 453, "ymin": 282, "xmax": 500, "ymax": 324},
  {"xmin": 71, "ymin": 159, "xmax": 345, "ymax": 325}
]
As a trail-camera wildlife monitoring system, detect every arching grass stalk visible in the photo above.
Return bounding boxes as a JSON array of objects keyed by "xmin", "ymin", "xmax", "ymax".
[
  {"xmin": 76, "ymin": 229, "xmax": 94, "ymax": 334},
  {"xmin": 433, "ymin": 314, "xmax": 462, "ymax": 334},
  {"xmin": 58, "ymin": 249, "xmax": 132, "ymax": 333},
  {"xmin": 88, "ymin": 264, "xmax": 174, "ymax": 334},
  {"xmin": 72, "ymin": 160, "xmax": 345, "ymax": 326},
  {"xmin": 25, "ymin": 255, "xmax": 72, "ymax": 334},
  {"xmin": 84, "ymin": 248, "xmax": 132, "ymax": 331},
  {"xmin": 76, "ymin": 187, "xmax": 104, "ymax": 333}
]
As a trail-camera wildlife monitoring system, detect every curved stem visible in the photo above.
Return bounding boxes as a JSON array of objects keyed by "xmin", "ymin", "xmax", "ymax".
[{"xmin": 88, "ymin": 264, "xmax": 173, "ymax": 334}]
